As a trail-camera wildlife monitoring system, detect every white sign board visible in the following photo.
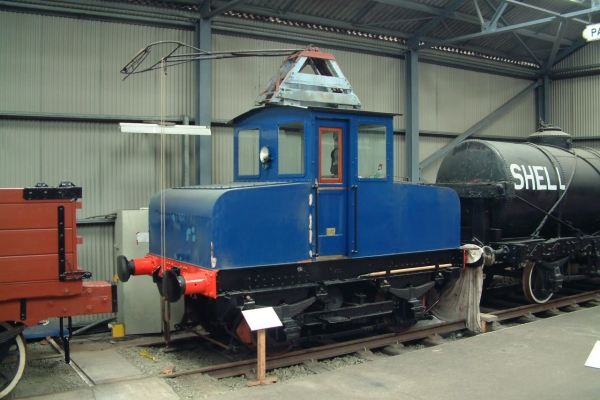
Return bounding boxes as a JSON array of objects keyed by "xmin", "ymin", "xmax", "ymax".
[
  {"xmin": 585, "ymin": 340, "xmax": 600, "ymax": 369},
  {"xmin": 241, "ymin": 307, "xmax": 283, "ymax": 331},
  {"xmin": 583, "ymin": 23, "xmax": 600, "ymax": 42}
]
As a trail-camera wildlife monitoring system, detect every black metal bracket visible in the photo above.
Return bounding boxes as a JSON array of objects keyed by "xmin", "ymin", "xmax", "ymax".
[
  {"xmin": 388, "ymin": 281, "xmax": 435, "ymax": 320},
  {"xmin": 58, "ymin": 206, "xmax": 66, "ymax": 281},
  {"xmin": 19, "ymin": 299, "xmax": 26, "ymax": 321},
  {"xmin": 23, "ymin": 182, "xmax": 82, "ymax": 200}
]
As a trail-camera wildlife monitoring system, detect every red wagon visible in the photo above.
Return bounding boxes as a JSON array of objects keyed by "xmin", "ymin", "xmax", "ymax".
[{"xmin": 0, "ymin": 183, "xmax": 115, "ymax": 398}]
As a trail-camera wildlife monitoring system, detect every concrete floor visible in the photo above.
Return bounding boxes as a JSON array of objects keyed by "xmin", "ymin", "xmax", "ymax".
[
  {"xmin": 205, "ymin": 306, "xmax": 600, "ymax": 400},
  {"xmin": 18, "ymin": 306, "xmax": 600, "ymax": 400}
]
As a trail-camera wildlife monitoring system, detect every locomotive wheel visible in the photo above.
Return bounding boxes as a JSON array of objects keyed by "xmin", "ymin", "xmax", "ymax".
[
  {"xmin": 522, "ymin": 262, "xmax": 554, "ymax": 304},
  {"xmin": 0, "ymin": 323, "xmax": 27, "ymax": 399},
  {"xmin": 233, "ymin": 317, "xmax": 292, "ymax": 354}
]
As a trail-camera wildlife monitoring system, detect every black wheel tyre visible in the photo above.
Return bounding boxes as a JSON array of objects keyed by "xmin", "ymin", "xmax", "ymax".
[
  {"xmin": 0, "ymin": 322, "xmax": 27, "ymax": 399},
  {"xmin": 522, "ymin": 262, "xmax": 554, "ymax": 304}
]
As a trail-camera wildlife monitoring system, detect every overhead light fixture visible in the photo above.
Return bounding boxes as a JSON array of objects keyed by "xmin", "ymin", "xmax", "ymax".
[{"xmin": 119, "ymin": 123, "xmax": 211, "ymax": 136}]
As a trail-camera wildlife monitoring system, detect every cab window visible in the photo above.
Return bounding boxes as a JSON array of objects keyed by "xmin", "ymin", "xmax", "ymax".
[
  {"xmin": 319, "ymin": 127, "xmax": 342, "ymax": 183},
  {"xmin": 278, "ymin": 122, "xmax": 304, "ymax": 175},
  {"xmin": 238, "ymin": 129, "xmax": 259, "ymax": 176},
  {"xmin": 358, "ymin": 124, "xmax": 386, "ymax": 179}
]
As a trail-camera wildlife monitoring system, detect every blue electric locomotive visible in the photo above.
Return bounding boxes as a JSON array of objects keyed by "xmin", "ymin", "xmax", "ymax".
[{"xmin": 118, "ymin": 49, "xmax": 464, "ymax": 346}]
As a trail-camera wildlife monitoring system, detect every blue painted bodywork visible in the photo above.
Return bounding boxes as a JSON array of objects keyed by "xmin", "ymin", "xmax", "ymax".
[{"xmin": 149, "ymin": 105, "xmax": 460, "ymax": 270}]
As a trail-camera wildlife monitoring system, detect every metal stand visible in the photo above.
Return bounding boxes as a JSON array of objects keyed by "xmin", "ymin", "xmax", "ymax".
[
  {"xmin": 59, "ymin": 316, "xmax": 72, "ymax": 363},
  {"xmin": 161, "ymin": 296, "xmax": 171, "ymax": 347},
  {"xmin": 247, "ymin": 329, "xmax": 277, "ymax": 386}
]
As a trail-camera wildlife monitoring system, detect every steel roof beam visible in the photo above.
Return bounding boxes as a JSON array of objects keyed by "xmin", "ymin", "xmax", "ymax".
[
  {"xmin": 552, "ymin": 38, "xmax": 587, "ymax": 67},
  {"xmin": 206, "ymin": 0, "xmax": 245, "ymax": 19},
  {"xmin": 409, "ymin": 0, "xmax": 465, "ymax": 46},
  {"xmin": 197, "ymin": 2, "xmax": 213, "ymax": 185},
  {"xmin": 420, "ymin": 79, "xmax": 541, "ymax": 169},
  {"xmin": 504, "ymin": 0, "xmax": 589, "ymax": 25},
  {"xmin": 483, "ymin": 0, "xmax": 542, "ymax": 66},
  {"xmin": 225, "ymin": 3, "xmax": 527, "ymax": 62},
  {"xmin": 369, "ymin": 0, "xmax": 573, "ymax": 45},
  {"xmin": 437, "ymin": 6, "xmax": 600, "ymax": 45},
  {"xmin": 487, "ymin": 1, "xmax": 508, "ymax": 30},
  {"xmin": 405, "ymin": 49, "xmax": 420, "ymax": 182},
  {"xmin": 544, "ymin": 21, "xmax": 568, "ymax": 73}
]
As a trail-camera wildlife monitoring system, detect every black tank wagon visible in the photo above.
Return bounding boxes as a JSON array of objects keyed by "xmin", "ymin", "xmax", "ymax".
[{"xmin": 436, "ymin": 126, "xmax": 600, "ymax": 303}]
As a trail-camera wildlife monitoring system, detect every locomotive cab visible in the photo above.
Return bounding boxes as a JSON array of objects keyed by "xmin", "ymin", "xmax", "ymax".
[{"xmin": 232, "ymin": 105, "xmax": 396, "ymax": 257}]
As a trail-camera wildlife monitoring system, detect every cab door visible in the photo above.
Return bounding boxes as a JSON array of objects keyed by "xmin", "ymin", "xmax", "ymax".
[{"xmin": 316, "ymin": 123, "xmax": 348, "ymax": 257}]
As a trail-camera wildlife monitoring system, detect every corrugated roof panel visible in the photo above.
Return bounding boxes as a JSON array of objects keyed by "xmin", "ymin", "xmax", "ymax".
[{"xmin": 282, "ymin": 0, "xmax": 369, "ymax": 22}]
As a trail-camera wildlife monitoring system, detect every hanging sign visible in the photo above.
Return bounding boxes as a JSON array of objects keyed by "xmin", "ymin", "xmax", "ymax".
[{"xmin": 583, "ymin": 23, "xmax": 600, "ymax": 42}]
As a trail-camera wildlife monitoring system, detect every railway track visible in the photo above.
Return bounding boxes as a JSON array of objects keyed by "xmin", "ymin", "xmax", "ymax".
[
  {"xmin": 161, "ymin": 288, "xmax": 600, "ymax": 381},
  {"xmin": 479, "ymin": 288, "xmax": 600, "ymax": 331},
  {"xmin": 163, "ymin": 319, "xmax": 467, "ymax": 379}
]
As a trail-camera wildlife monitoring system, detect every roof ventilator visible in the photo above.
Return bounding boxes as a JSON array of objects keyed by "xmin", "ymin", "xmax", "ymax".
[{"xmin": 256, "ymin": 46, "xmax": 362, "ymax": 110}]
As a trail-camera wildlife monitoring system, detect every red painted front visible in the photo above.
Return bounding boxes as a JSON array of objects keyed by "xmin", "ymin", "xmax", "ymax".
[{"xmin": 130, "ymin": 254, "xmax": 218, "ymax": 299}]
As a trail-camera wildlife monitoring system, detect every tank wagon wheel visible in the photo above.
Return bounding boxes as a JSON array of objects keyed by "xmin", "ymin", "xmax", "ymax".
[
  {"xmin": 522, "ymin": 261, "xmax": 554, "ymax": 304},
  {"xmin": 0, "ymin": 323, "xmax": 27, "ymax": 399}
]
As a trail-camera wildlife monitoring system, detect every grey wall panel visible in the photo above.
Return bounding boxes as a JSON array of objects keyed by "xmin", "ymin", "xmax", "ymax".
[
  {"xmin": 73, "ymin": 224, "xmax": 116, "ymax": 325},
  {"xmin": 0, "ymin": 10, "xmax": 195, "ymax": 118},
  {"xmin": 0, "ymin": 120, "xmax": 185, "ymax": 218},
  {"xmin": 393, "ymin": 134, "xmax": 451, "ymax": 183},
  {"xmin": 549, "ymin": 76, "xmax": 600, "ymax": 138},
  {"xmin": 555, "ymin": 41, "xmax": 600, "ymax": 69},
  {"xmin": 549, "ymin": 42, "xmax": 600, "ymax": 139},
  {"xmin": 212, "ymin": 126, "xmax": 234, "ymax": 184},
  {"xmin": 576, "ymin": 140, "xmax": 600, "ymax": 150},
  {"xmin": 419, "ymin": 63, "xmax": 536, "ymax": 137}
]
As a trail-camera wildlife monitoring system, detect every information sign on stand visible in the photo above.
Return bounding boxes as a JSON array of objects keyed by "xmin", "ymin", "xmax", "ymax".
[{"xmin": 241, "ymin": 307, "xmax": 283, "ymax": 386}]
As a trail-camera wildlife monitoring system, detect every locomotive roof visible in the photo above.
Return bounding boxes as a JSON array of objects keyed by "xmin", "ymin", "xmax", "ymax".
[{"xmin": 230, "ymin": 105, "xmax": 400, "ymax": 125}]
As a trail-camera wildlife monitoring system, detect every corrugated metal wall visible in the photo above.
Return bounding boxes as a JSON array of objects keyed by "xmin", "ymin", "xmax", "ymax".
[
  {"xmin": 419, "ymin": 63, "xmax": 535, "ymax": 137},
  {"xmin": 0, "ymin": 120, "xmax": 186, "ymax": 217},
  {"xmin": 549, "ymin": 42, "xmax": 600, "ymax": 139},
  {"xmin": 393, "ymin": 134, "xmax": 452, "ymax": 183},
  {"xmin": 0, "ymin": 11, "xmax": 195, "ymax": 118},
  {"xmin": 554, "ymin": 41, "xmax": 600, "ymax": 70}
]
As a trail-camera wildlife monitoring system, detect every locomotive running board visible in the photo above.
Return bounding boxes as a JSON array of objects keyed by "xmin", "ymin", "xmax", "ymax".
[{"xmin": 216, "ymin": 248, "xmax": 463, "ymax": 295}]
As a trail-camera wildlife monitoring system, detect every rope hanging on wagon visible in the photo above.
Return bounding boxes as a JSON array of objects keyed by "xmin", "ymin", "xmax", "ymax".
[{"xmin": 524, "ymin": 142, "xmax": 578, "ymax": 238}]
